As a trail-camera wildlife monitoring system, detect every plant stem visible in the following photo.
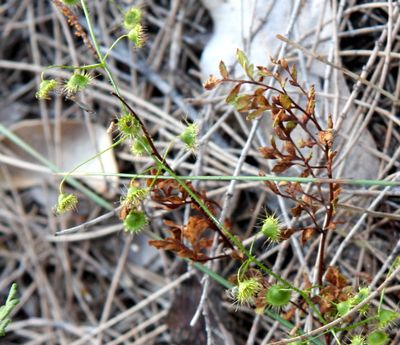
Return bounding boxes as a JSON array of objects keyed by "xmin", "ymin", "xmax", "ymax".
[
  {"xmin": 55, "ymin": 172, "xmax": 400, "ymax": 188},
  {"xmin": 80, "ymin": 0, "xmax": 121, "ymax": 96},
  {"xmin": 111, "ymin": 93, "xmax": 326, "ymax": 324}
]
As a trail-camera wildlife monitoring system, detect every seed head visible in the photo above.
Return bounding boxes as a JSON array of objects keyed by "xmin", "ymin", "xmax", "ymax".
[
  {"xmin": 349, "ymin": 335, "xmax": 365, "ymax": 345},
  {"xmin": 131, "ymin": 136, "xmax": 150, "ymax": 156},
  {"xmin": 265, "ymin": 284, "xmax": 291, "ymax": 308},
  {"xmin": 179, "ymin": 123, "xmax": 199, "ymax": 152},
  {"xmin": 366, "ymin": 331, "xmax": 389, "ymax": 345},
  {"xmin": 127, "ymin": 24, "xmax": 145, "ymax": 48},
  {"xmin": 231, "ymin": 278, "xmax": 262, "ymax": 307},
  {"xmin": 123, "ymin": 185, "xmax": 149, "ymax": 208},
  {"xmin": 123, "ymin": 210, "xmax": 147, "ymax": 234},
  {"xmin": 55, "ymin": 193, "xmax": 78, "ymax": 214},
  {"xmin": 36, "ymin": 79, "xmax": 58, "ymax": 100},
  {"xmin": 377, "ymin": 308, "xmax": 399, "ymax": 329},
  {"xmin": 260, "ymin": 214, "xmax": 281, "ymax": 243},
  {"xmin": 117, "ymin": 113, "xmax": 140, "ymax": 137},
  {"xmin": 336, "ymin": 300, "xmax": 352, "ymax": 317},
  {"xmin": 123, "ymin": 7, "xmax": 142, "ymax": 29},
  {"xmin": 64, "ymin": 71, "xmax": 93, "ymax": 96}
]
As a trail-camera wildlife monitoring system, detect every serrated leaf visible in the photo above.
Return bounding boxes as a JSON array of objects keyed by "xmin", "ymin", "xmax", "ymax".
[
  {"xmin": 226, "ymin": 84, "xmax": 241, "ymax": 104},
  {"xmin": 236, "ymin": 48, "xmax": 249, "ymax": 69},
  {"xmin": 219, "ymin": 60, "xmax": 229, "ymax": 79}
]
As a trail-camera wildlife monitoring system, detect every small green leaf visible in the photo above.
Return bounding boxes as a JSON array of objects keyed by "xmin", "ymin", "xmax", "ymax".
[
  {"xmin": 0, "ymin": 283, "xmax": 19, "ymax": 337},
  {"xmin": 219, "ymin": 60, "xmax": 229, "ymax": 79},
  {"xmin": 284, "ymin": 121, "xmax": 297, "ymax": 134},
  {"xmin": 236, "ymin": 49, "xmax": 249, "ymax": 69},
  {"xmin": 245, "ymin": 63, "xmax": 254, "ymax": 80}
]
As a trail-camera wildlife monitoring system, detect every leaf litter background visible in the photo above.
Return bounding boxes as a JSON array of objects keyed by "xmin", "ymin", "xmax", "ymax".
[{"xmin": 1, "ymin": 0, "xmax": 400, "ymax": 344}]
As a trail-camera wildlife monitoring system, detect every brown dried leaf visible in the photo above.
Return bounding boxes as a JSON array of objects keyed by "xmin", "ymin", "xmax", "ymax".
[
  {"xmin": 265, "ymin": 180, "xmax": 280, "ymax": 194},
  {"xmin": 184, "ymin": 216, "xmax": 210, "ymax": 248},
  {"xmin": 298, "ymin": 138, "xmax": 315, "ymax": 149},
  {"xmin": 258, "ymin": 146, "xmax": 277, "ymax": 159},
  {"xmin": 325, "ymin": 266, "xmax": 347, "ymax": 288},
  {"xmin": 280, "ymin": 58, "xmax": 289, "ymax": 70},
  {"xmin": 291, "ymin": 204, "xmax": 303, "ymax": 217},
  {"xmin": 291, "ymin": 64, "xmax": 297, "ymax": 82},
  {"xmin": 284, "ymin": 141, "xmax": 297, "ymax": 158},
  {"xmin": 203, "ymin": 74, "xmax": 221, "ymax": 90},
  {"xmin": 272, "ymin": 161, "xmax": 293, "ymax": 173},
  {"xmin": 301, "ymin": 228, "xmax": 317, "ymax": 246},
  {"xmin": 257, "ymin": 66, "xmax": 273, "ymax": 77},
  {"xmin": 318, "ymin": 129, "xmax": 334, "ymax": 146}
]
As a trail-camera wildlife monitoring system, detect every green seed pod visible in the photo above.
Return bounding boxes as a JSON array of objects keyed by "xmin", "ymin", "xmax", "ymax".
[
  {"xmin": 336, "ymin": 300, "xmax": 352, "ymax": 316},
  {"xmin": 367, "ymin": 331, "xmax": 389, "ymax": 345},
  {"xmin": 350, "ymin": 287, "xmax": 370, "ymax": 315},
  {"xmin": 349, "ymin": 335, "xmax": 365, "ymax": 345},
  {"xmin": 64, "ymin": 71, "xmax": 93, "ymax": 95},
  {"xmin": 127, "ymin": 24, "xmax": 145, "ymax": 48},
  {"xmin": 117, "ymin": 113, "xmax": 141, "ymax": 137},
  {"xmin": 178, "ymin": 123, "xmax": 198, "ymax": 151},
  {"xmin": 123, "ymin": 210, "xmax": 147, "ymax": 234},
  {"xmin": 123, "ymin": 185, "xmax": 149, "ymax": 207},
  {"xmin": 234, "ymin": 278, "xmax": 262, "ymax": 306},
  {"xmin": 36, "ymin": 79, "xmax": 58, "ymax": 100},
  {"xmin": 265, "ymin": 284, "xmax": 291, "ymax": 308},
  {"xmin": 377, "ymin": 308, "xmax": 400, "ymax": 329},
  {"xmin": 131, "ymin": 136, "xmax": 150, "ymax": 156},
  {"xmin": 260, "ymin": 214, "xmax": 281, "ymax": 243},
  {"xmin": 123, "ymin": 7, "xmax": 142, "ymax": 29},
  {"xmin": 55, "ymin": 193, "xmax": 78, "ymax": 214}
]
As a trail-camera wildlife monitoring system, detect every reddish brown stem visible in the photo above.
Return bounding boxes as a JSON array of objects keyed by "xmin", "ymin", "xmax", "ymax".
[{"xmin": 111, "ymin": 92, "xmax": 236, "ymax": 251}]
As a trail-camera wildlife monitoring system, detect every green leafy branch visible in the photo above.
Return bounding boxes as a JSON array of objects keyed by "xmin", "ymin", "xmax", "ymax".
[{"xmin": 0, "ymin": 284, "xmax": 19, "ymax": 337}]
